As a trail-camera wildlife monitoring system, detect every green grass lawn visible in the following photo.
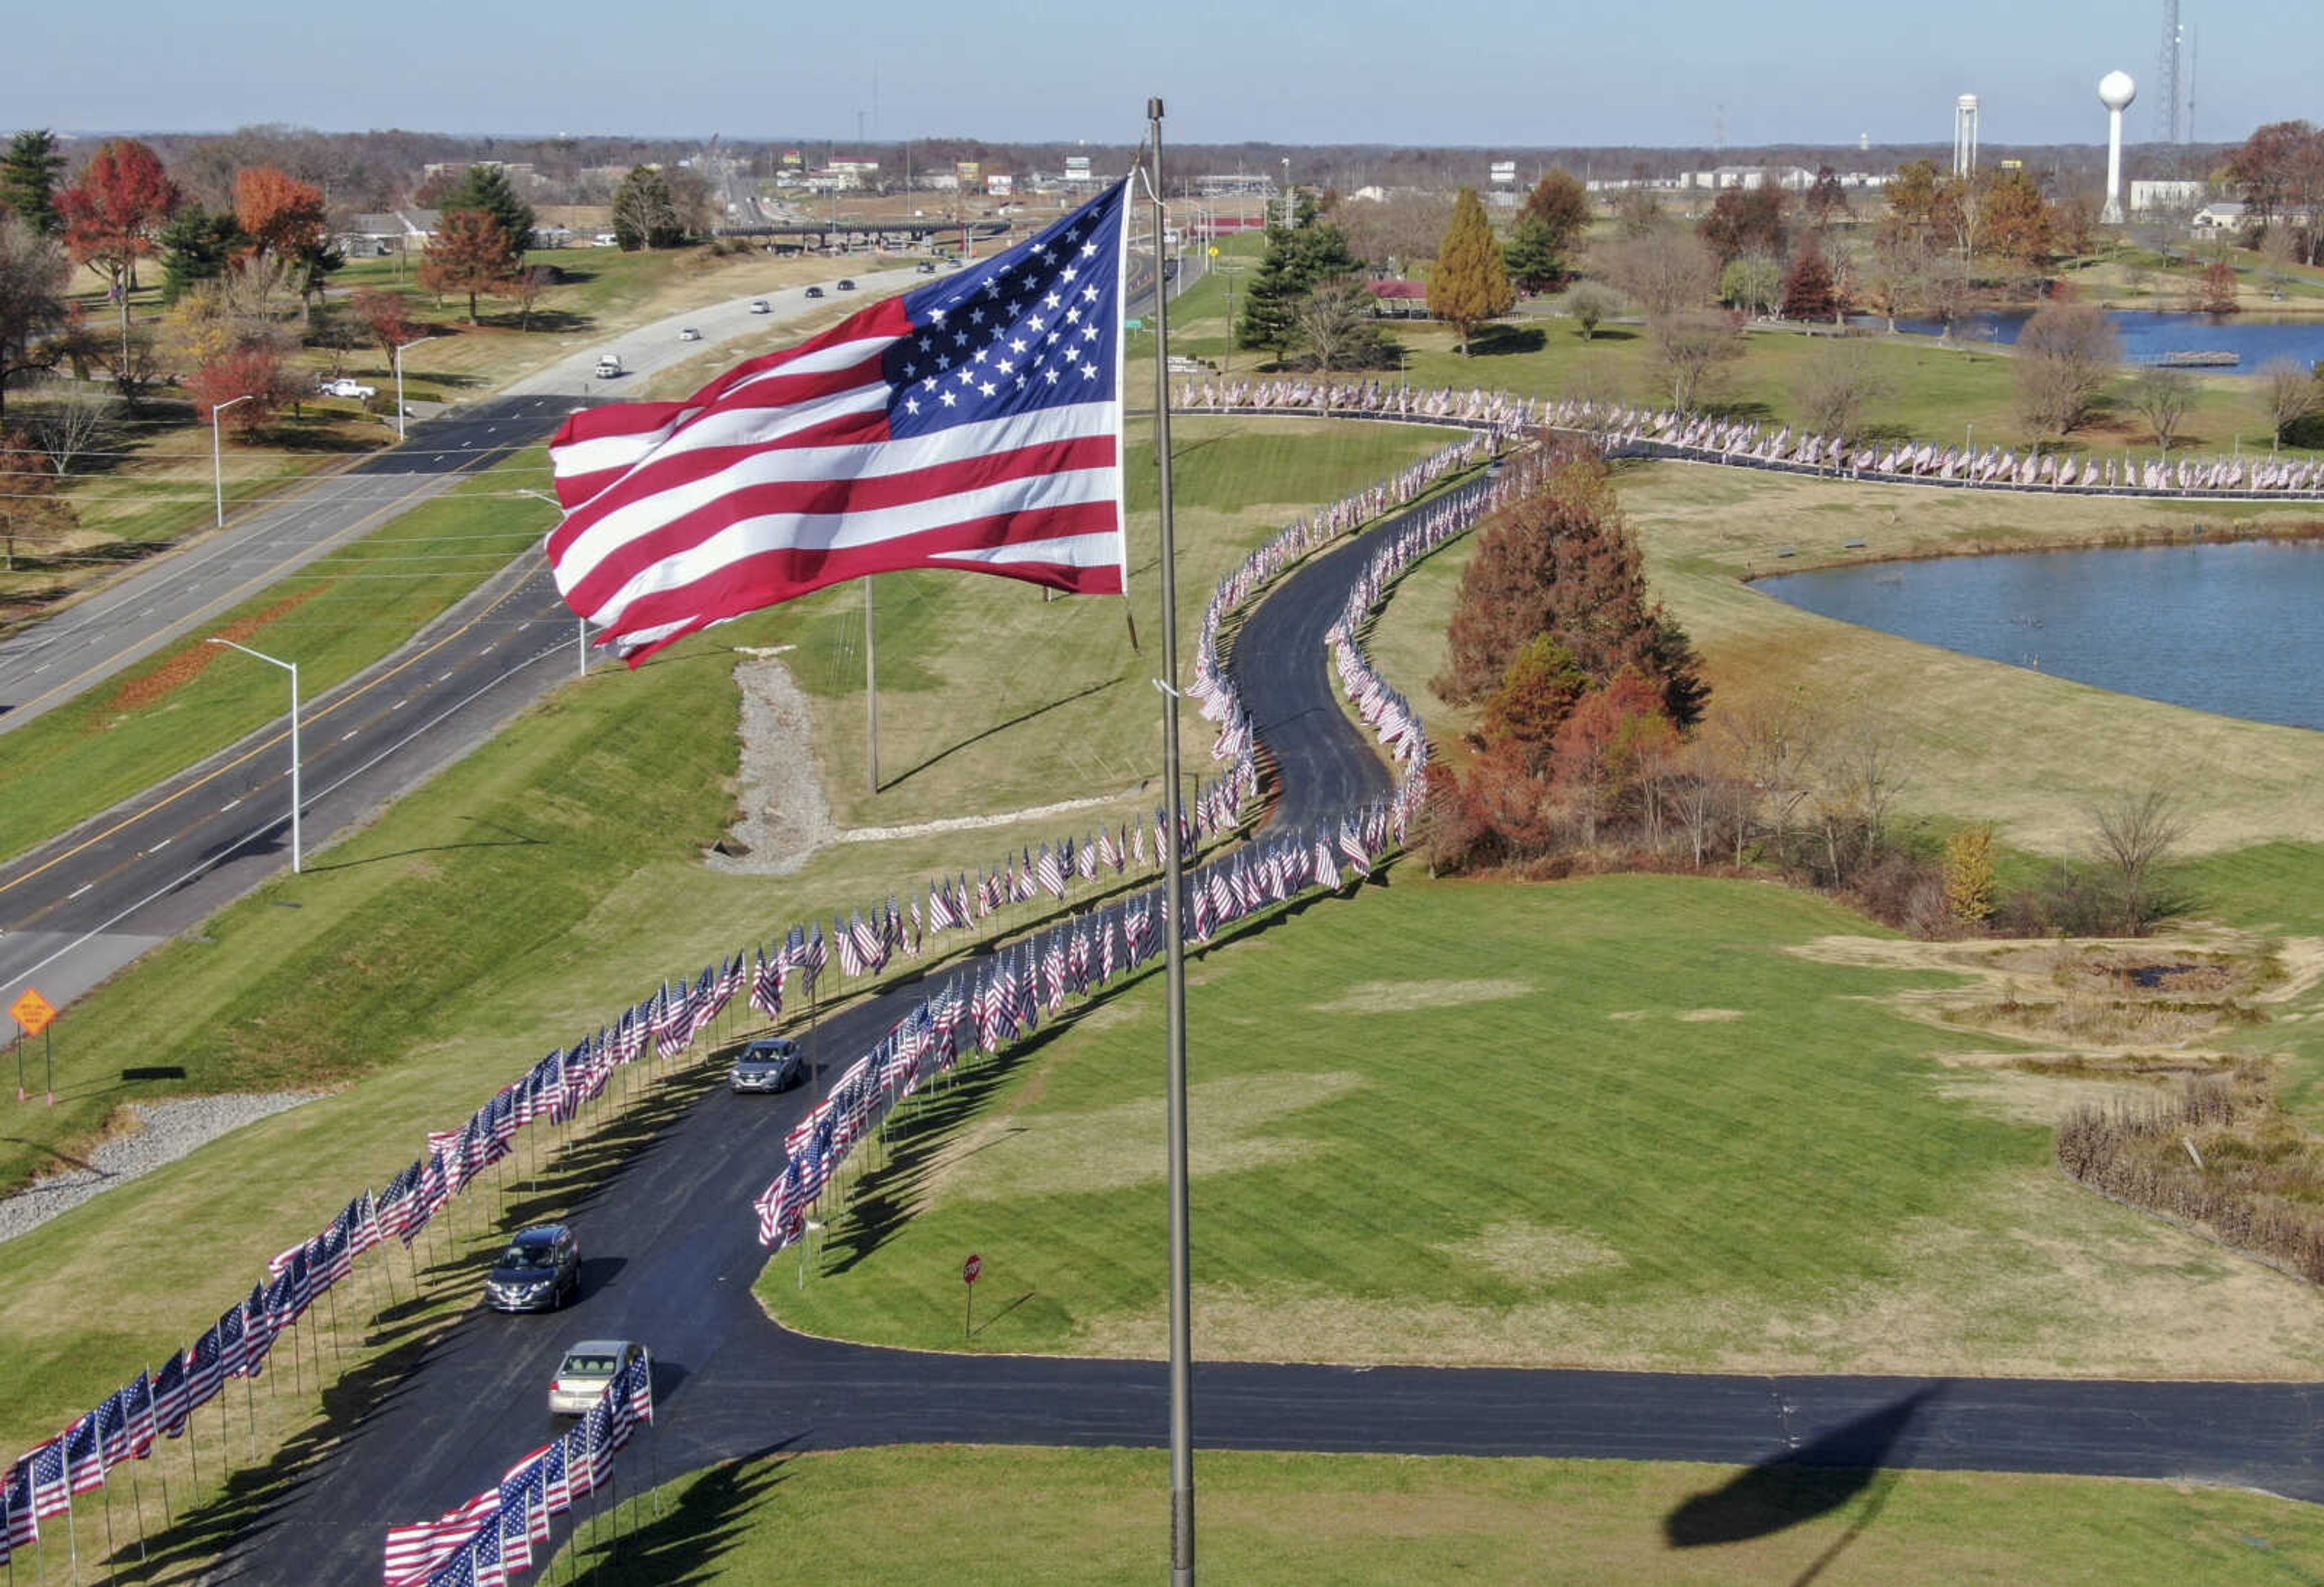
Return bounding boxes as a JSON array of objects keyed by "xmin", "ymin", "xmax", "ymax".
[
  {"xmin": 0, "ymin": 448, "xmax": 556, "ymax": 865},
  {"xmin": 548, "ymin": 1444, "xmax": 2324, "ymax": 1586},
  {"xmin": 762, "ymin": 871, "xmax": 2324, "ymax": 1379}
]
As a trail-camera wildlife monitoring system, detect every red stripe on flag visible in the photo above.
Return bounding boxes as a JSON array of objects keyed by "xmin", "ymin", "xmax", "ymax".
[
  {"xmin": 557, "ymin": 432, "xmax": 1118, "ymax": 615},
  {"xmin": 601, "ymin": 500, "xmax": 1123, "ymax": 658}
]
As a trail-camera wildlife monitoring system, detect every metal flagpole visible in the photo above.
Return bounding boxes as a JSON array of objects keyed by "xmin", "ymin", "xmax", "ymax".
[
  {"xmin": 1146, "ymin": 96, "xmax": 1198, "ymax": 1587},
  {"xmin": 865, "ymin": 575, "xmax": 880, "ymax": 793}
]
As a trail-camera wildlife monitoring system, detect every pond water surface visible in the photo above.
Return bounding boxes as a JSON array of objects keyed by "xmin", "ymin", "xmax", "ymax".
[
  {"xmin": 1755, "ymin": 539, "xmax": 2324, "ymax": 730},
  {"xmin": 1846, "ymin": 310, "xmax": 2324, "ymax": 371}
]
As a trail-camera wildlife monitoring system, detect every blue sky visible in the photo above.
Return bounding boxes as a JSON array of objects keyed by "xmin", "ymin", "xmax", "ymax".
[{"xmin": 7, "ymin": 0, "xmax": 2314, "ymax": 146}]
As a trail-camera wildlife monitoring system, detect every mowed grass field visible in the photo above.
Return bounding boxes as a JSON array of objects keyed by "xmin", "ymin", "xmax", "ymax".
[
  {"xmin": 763, "ymin": 872, "xmax": 2324, "ymax": 1378},
  {"xmin": 549, "ymin": 1445, "xmax": 2324, "ymax": 1586}
]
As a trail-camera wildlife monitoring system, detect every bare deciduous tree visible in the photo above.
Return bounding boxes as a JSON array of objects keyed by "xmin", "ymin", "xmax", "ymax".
[
  {"xmin": 1328, "ymin": 191, "xmax": 1452, "ymax": 272},
  {"xmin": 2014, "ymin": 301, "xmax": 2122, "ymax": 436},
  {"xmin": 1292, "ymin": 274, "xmax": 1388, "ymax": 374},
  {"xmin": 2126, "ymin": 365, "xmax": 2197, "ymax": 453},
  {"xmin": 1649, "ymin": 310, "xmax": 1744, "ymax": 409},
  {"xmin": 2260, "ymin": 358, "xmax": 2320, "ymax": 445},
  {"xmin": 1597, "ymin": 226, "xmax": 1718, "ymax": 319},
  {"xmin": 1810, "ymin": 716, "xmax": 1911, "ymax": 885},
  {"xmin": 0, "ymin": 214, "xmax": 70, "ymax": 422},
  {"xmin": 1792, "ymin": 338, "xmax": 1892, "ymax": 442},
  {"xmin": 2086, "ymin": 785, "xmax": 2191, "ymax": 935},
  {"xmin": 22, "ymin": 385, "xmax": 113, "ymax": 477}
]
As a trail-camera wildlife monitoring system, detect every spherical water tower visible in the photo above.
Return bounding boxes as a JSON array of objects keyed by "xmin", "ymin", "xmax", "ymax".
[{"xmin": 2099, "ymin": 70, "xmax": 2137, "ymax": 224}]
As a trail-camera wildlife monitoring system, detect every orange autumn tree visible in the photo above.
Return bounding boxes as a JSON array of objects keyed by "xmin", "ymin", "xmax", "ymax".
[{"xmin": 235, "ymin": 166, "xmax": 327, "ymax": 262}]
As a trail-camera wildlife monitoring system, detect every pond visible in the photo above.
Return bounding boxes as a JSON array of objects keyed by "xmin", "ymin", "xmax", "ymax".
[
  {"xmin": 1755, "ymin": 539, "xmax": 2324, "ymax": 730},
  {"xmin": 1846, "ymin": 309, "xmax": 2324, "ymax": 372}
]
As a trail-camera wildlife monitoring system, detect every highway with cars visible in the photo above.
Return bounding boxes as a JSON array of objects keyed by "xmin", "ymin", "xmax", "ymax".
[
  {"xmin": 216, "ymin": 483, "xmax": 2324, "ymax": 1585},
  {"xmin": 0, "ymin": 266, "xmax": 925, "ymax": 1018}
]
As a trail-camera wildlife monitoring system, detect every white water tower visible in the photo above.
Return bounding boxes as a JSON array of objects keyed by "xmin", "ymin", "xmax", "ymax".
[
  {"xmin": 2099, "ymin": 70, "xmax": 2137, "ymax": 223},
  {"xmin": 1954, "ymin": 95, "xmax": 1980, "ymax": 177}
]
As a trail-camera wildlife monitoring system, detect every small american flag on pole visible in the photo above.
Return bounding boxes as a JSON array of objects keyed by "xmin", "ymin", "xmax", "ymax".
[{"xmin": 545, "ymin": 181, "xmax": 1131, "ymax": 663}]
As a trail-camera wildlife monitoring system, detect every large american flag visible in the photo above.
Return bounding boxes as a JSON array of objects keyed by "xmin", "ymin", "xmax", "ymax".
[{"xmin": 544, "ymin": 180, "xmax": 1131, "ymax": 663}]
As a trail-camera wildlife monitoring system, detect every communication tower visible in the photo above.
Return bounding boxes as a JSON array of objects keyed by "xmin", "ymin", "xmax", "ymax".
[{"xmin": 2153, "ymin": 0, "xmax": 2184, "ymax": 144}]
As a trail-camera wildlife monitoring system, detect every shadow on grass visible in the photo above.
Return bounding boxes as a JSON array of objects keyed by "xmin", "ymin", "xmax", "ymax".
[
  {"xmin": 1465, "ymin": 323, "xmax": 1547, "ymax": 357},
  {"xmin": 1664, "ymin": 1386, "xmax": 1938, "ymax": 1584},
  {"xmin": 305, "ymin": 816, "xmax": 556, "ymax": 875},
  {"xmin": 562, "ymin": 1443, "xmax": 795, "ymax": 1585},
  {"xmin": 883, "ymin": 675, "xmax": 1120, "ymax": 793}
]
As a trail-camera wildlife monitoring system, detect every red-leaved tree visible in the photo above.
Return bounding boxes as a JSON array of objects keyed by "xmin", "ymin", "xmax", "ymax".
[
  {"xmin": 418, "ymin": 209, "xmax": 519, "ymax": 322},
  {"xmin": 58, "ymin": 139, "xmax": 180, "ymax": 348},
  {"xmin": 187, "ymin": 345, "xmax": 299, "ymax": 434},
  {"xmin": 352, "ymin": 286, "xmax": 425, "ymax": 363}
]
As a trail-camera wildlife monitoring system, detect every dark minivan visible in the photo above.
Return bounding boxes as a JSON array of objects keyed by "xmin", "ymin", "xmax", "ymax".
[{"xmin": 484, "ymin": 1225, "xmax": 580, "ymax": 1312}]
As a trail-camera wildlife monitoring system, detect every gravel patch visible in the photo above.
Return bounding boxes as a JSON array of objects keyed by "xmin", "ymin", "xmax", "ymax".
[
  {"xmin": 707, "ymin": 653, "xmax": 841, "ymax": 877},
  {"xmin": 0, "ymin": 1092, "xmax": 320, "ymax": 1245}
]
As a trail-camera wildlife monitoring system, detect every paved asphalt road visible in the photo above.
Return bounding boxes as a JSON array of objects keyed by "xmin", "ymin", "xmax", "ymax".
[{"xmin": 214, "ymin": 488, "xmax": 2324, "ymax": 1586}]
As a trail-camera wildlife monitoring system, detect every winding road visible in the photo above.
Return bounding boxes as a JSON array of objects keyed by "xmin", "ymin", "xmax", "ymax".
[{"xmin": 209, "ymin": 480, "xmax": 2324, "ymax": 1586}]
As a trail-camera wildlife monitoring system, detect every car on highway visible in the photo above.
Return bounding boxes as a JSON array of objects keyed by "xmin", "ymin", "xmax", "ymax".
[
  {"xmin": 916, "ymin": 260, "xmax": 938, "ymax": 274},
  {"xmin": 835, "ymin": 278, "xmax": 857, "ymax": 292},
  {"xmin": 730, "ymin": 1036, "xmax": 804, "ymax": 1095},
  {"xmin": 804, "ymin": 285, "xmax": 824, "ymax": 299},
  {"xmin": 484, "ymin": 1225, "xmax": 580, "ymax": 1312},
  {"xmin": 594, "ymin": 355, "xmax": 625, "ymax": 378},
  {"xmin": 550, "ymin": 1339, "xmax": 646, "ymax": 1416},
  {"xmin": 678, "ymin": 326, "xmax": 701, "ymax": 342},
  {"xmin": 318, "ymin": 378, "xmax": 376, "ymax": 400},
  {"xmin": 749, "ymin": 298, "xmax": 772, "ymax": 313}
]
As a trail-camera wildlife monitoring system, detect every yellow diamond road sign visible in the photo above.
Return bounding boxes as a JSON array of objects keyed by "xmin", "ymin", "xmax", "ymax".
[{"xmin": 10, "ymin": 988, "xmax": 56, "ymax": 1037}]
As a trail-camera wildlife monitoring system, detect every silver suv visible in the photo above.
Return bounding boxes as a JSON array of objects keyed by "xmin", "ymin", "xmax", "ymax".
[{"xmin": 731, "ymin": 1036, "xmax": 804, "ymax": 1095}]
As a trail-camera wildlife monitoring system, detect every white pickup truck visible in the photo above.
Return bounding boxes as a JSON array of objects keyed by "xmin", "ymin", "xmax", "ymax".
[{"xmin": 594, "ymin": 354, "xmax": 625, "ymax": 379}]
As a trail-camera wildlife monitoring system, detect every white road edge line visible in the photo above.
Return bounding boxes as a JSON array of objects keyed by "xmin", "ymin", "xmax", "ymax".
[{"xmin": 7, "ymin": 644, "xmax": 561, "ymax": 998}]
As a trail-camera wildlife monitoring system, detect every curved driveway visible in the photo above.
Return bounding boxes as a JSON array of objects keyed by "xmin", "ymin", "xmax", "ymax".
[{"xmin": 218, "ymin": 485, "xmax": 2324, "ymax": 1585}]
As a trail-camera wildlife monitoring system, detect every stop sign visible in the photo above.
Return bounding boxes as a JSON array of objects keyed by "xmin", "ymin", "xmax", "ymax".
[{"xmin": 962, "ymin": 1254, "xmax": 983, "ymax": 1285}]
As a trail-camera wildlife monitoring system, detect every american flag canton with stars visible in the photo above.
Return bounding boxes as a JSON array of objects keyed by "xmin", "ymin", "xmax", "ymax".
[{"xmin": 885, "ymin": 192, "xmax": 1124, "ymax": 438}]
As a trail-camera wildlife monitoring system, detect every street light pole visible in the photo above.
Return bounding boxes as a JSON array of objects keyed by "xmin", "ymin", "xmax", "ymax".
[
  {"xmin": 393, "ymin": 335, "xmax": 442, "ymax": 442},
  {"xmin": 516, "ymin": 488, "xmax": 589, "ymax": 679},
  {"xmin": 211, "ymin": 393, "xmax": 256, "ymax": 528},
  {"xmin": 208, "ymin": 638, "xmax": 302, "ymax": 873}
]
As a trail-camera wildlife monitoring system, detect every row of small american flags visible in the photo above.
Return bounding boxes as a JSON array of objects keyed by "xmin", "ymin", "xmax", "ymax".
[
  {"xmin": 379, "ymin": 1352, "xmax": 651, "ymax": 1586},
  {"xmin": 750, "ymin": 437, "xmax": 1525, "ymax": 1251},
  {"xmin": 1184, "ymin": 436, "xmax": 1489, "ymax": 770},
  {"xmin": 1, "ymin": 1183, "xmax": 393, "ymax": 1568}
]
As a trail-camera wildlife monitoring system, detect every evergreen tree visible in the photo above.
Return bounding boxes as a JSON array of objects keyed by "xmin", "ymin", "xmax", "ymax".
[
  {"xmin": 1501, "ymin": 214, "xmax": 1566, "ymax": 294},
  {"xmin": 156, "ymin": 205, "xmax": 247, "ymax": 304},
  {"xmin": 1428, "ymin": 187, "xmax": 1513, "ymax": 356},
  {"xmin": 1234, "ymin": 221, "xmax": 1358, "ymax": 361},
  {"xmin": 442, "ymin": 164, "xmax": 537, "ymax": 254},
  {"xmin": 1, "ymin": 129, "xmax": 68, "ymax": 236}
]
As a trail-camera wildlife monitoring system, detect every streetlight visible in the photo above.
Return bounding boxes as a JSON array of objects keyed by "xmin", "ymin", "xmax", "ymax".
[
  {"xmin": 516, "ymin": 488, "xmax": 591, "ymax": 679},
  {"xmin": 392, "ymin": 335, "xmax": 442, "ymax": 442},
  {"xmin": 208, "ymin": 638, "xmax": 302, "ymax": 874},
  {"xmin": 211, "ymin": 394, "xmax": 256, "ymax": 528}
]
